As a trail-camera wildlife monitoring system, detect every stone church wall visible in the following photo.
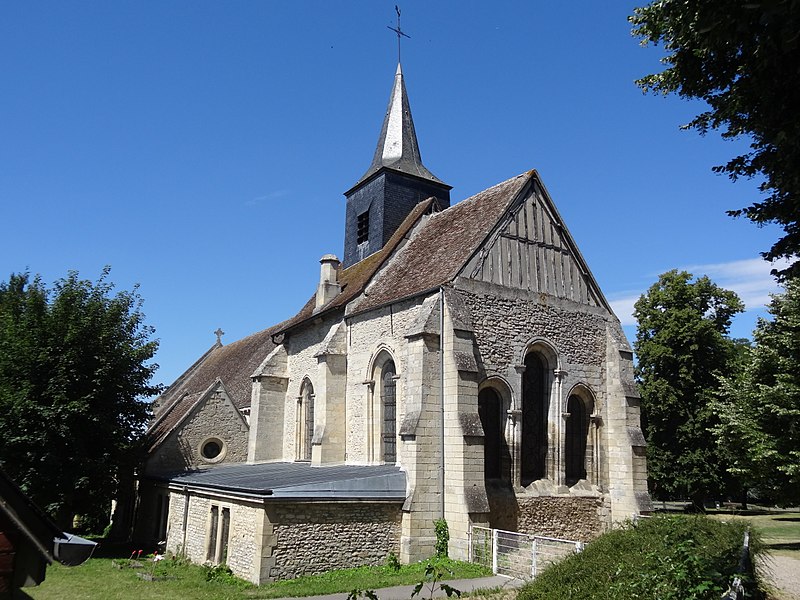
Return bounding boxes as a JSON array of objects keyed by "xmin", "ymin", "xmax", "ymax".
[
  {"xmin": 265, "ymin": 502, "xmax": 402, "ymax": 580},
  {"xmin": 455, "ymin": 278, "xmax": 608, "ymax": 377},
  {"xmin": 345, "ymin": 297, "xmax": 424, "ymax": 462},
  {"xmin": 163, "ymin": 490, "xmax": 268, "ymax": 584},
  {"xmin": 145, "ymin": 390, "xmax": 249, "ymax": 476},
  {"xmin": 282, "ymin": 316, "xmax": 340, "ymax": 460},
  {"xmin": 484, "ymin": 485, "xmax": 606, "ymax": 542}
]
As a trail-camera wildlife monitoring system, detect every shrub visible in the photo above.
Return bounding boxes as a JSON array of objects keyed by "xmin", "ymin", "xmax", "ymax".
[
  {"xmin": 516, "ymin": 516, "xmax": 763, "ymax": 600},
  {"xmin": 386, "ymin": 552, "xmax": 401, "ymax": 572},
  {"xmin": 434, "ymin": 519, "xmax": 449, "ymax": 558}
]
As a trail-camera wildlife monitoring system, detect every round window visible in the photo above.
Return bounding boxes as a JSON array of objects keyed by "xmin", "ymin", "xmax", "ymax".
[
  {"xmin": 202, "ymin": 440, "xmax": 222, "ymax": 459},
  {"xmin": 199, "ymin": 438, "xmax": 226, "ymax": 463}
]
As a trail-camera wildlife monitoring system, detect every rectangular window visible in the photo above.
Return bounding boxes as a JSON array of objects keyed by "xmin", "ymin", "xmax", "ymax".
[
  {"xmin": 357, "ymin": 210, "xmax": 370, "ymax": 244},
  {"xmin": 206, "ymin": 504, "xmax": 231, "ymax": 565},
  {"xmin": 206, "ymin": 506, "xmax": 219, "ymax": 561},
  {"xmin": 219, "ymin": 508, "xmax": 230, "ymax": 564}
]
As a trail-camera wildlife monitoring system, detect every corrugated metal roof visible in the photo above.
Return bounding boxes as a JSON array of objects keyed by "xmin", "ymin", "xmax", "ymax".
[{"xmin": 149, "ymin": 462, "xmax": 406, "ymax": 500}]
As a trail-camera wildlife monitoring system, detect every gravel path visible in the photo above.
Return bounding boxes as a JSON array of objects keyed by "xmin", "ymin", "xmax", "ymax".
[{"xmin": 760, "ymin": 555, "xmax": 800, "ymax": 600}]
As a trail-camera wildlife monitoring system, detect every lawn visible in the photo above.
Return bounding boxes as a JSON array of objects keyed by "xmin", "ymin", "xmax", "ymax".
[
  {"xmin": 26, "ymin": 551, "xmax": 490, "ymax": 600},
  {"xmin": 708, "ymin": 508, "xmax": 800, "ymax": 559}
]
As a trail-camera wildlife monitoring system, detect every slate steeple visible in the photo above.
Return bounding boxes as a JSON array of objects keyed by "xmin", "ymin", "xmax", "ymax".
[{"xmin": 343, "ymin": 63, "xmax": 451, "ymax": 268}]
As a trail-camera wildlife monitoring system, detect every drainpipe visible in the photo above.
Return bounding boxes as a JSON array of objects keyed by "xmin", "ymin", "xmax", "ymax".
[{"xmin": 439, "ymin": 287, "xmax": 446, "ymax": 520}]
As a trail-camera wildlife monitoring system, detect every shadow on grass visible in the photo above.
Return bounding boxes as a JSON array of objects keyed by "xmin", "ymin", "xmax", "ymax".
[
  {"xmin": 89, "ymin": 540, "xmax": 153, "ymax": 559},
  {"xmin": 765, "ymin": 542, "xmax": 800, "ymax": 551},
  {"xmin": 773, "ymin": 517, "xmax": 800, "ymax": 522}
]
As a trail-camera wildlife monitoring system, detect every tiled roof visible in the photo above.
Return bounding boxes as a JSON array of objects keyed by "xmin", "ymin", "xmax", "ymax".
[
  {"xmin": 277, "ymin": 197, "xmax": 437, "ymax": 335},
  {"xmin": 349, "ymin": 171, "xmax": 532, "ymax": 314},
  {"xmin": 147, "ymin": 323, "xmax": 284, "ymax": 451}
]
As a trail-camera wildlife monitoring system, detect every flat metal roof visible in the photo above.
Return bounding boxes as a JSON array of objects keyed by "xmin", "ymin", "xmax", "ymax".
[{"xmin": 148, "ymin": 462, "xmax": 406, "ymax": 500}]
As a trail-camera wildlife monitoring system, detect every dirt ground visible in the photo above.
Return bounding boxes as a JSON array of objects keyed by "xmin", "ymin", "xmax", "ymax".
[{"xmin": 760, "ymin": 555, "xmax": 800, "ymax": 600}]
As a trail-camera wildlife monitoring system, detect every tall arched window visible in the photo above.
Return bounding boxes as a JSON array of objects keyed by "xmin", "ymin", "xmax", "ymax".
[
  {"xmin": 522, "ymin": 352, "xmax": 548, "ymax": 485},
  {"xmin": 382, "ymin": 361, "xmax": 397, "ymax": 463},
  {"xmin": 565, "ymin": 393, "xmax": 593, "ymax": 485},
  {"xmin": 478, "ymin": 387, "xmax": 510, "ymax": 480},
  {"xmin": 297, "ymin": 379, "xmax": 314, "ymax": 461}
]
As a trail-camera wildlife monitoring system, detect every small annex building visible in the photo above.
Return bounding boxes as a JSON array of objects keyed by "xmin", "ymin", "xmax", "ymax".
[{"xmin": 136, "ymin": 62, "xmax": 651, "ymax": 584}]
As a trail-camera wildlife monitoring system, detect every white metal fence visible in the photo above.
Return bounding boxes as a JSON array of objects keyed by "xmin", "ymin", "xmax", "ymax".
[{"xmin": 469, "ymin": 526, "xmax": 584, "ymax": 580}]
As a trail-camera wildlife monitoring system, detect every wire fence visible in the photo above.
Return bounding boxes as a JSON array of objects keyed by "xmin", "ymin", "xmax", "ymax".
[{"xmin": 469, "ymin": 526, "xmax": 584, "ymax": 580}]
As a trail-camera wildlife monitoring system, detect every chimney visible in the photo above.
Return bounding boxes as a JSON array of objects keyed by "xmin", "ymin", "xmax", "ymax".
[{"xmin": 316, "ymin": 254, "xmax": 341, "ymax": 309}]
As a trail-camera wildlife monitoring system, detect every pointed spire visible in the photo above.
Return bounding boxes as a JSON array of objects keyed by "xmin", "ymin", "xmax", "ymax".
[{"xmin": 355, "ymin": 63, "xmax": 445, "ymax": 186}]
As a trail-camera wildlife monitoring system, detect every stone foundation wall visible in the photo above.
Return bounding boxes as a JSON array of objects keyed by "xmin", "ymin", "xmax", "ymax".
[
  {"xmin": 266, "ymin": 502, "xmax": 402, "ymax": 580},
  {"xmin": 517, "ymin": 496, "xmax": 604, "ymax": 541},
  {"xmin": 485, "ymin": 485, "xmax": 605, "ymax": 542}
]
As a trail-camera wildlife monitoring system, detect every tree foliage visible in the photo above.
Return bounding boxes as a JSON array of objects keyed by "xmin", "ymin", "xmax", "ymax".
[
  {"xmin": 630, "ymin": 1, "xmax": 800, "ymax": 279},
  {"xmin": 714, "ymin": 280, "xmax": 800, "ymax": 504},
  {"xmin": 0, "ymin": 268, "xmax": 161, "ymax": 528},
  {"xmin": 634, "ymin": 270, "xmax": 744, "ymax": 507}
]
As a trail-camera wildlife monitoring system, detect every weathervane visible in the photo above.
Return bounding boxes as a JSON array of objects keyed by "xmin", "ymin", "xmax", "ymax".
[{"xmin": 387, "ymin": 5, "xmax": 410, "ymax": 64}]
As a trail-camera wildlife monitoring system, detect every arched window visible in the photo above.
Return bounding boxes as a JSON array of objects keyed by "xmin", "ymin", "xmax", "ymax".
[
  {"xmin": 565, "ymin": 393, "xmax": 593, "ymax": 485},
  {"xmin": 382, "ymin": 361, "xmax": 397, "ymax": 463},
  {"xmin": 522, "ymin": 352, "xmax": 548, "ymax": 485},
  {"xmin": 297, "ymin": 379, "xmax": 314, "ymax": 461},
  {"xmin": 478, "ymin": 387, "xmax": 510, "ymax": 480}
]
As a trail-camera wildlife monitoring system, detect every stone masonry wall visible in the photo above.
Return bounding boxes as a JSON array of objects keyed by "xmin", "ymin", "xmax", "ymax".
[
  {"xmin": 163, "ymin": 490, "xmax": 267, "ymax": 584},
  {"xmin": 345, "ymin": 297, "xmax": 424, "ymax": 463},
  {"xmin": 283, "ymin": 317, "xmax": 341, "ymax": 460},
  {"xmin": 266, "ymin": 502, "xmax": 402, "ymax": 579},
  {"xmin": 516, "ymin": 496, "xmax": 604, "ymax": 542},
  {"xmin": 486, "ymin": 488, "xmax": 604, "ymax": 542},
  {"xmin": 457, "ymin": 280, "xmax": 607, "ymax": 373},
  {"xmin": 146, "ymin": 389, "xmax": 249, "ymax": 475}
]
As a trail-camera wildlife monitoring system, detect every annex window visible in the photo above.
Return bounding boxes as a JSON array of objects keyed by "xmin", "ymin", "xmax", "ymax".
[
  {"xmin": 206, "ymin": 504, "xmax": 231, "ymax": 565},
  {"xmin": 478, "ymin": 387, "xmax": 510, "ymax": 481},
  {"xmin": 357, "ymin": 210, "xmax": 370, "ymax": 245},
  {"xmin": 297, "ymin": 379, "xmax": 315, "ymax": 461},
  {"xmin": 521, "ymin": 352, "xmax": 549, "ymax": 486},
  {"xmin": 565, "ymin": 393, "xmax": 594, "ymax": 486}
]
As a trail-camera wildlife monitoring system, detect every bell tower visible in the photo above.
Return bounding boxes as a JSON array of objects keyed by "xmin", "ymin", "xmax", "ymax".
[{"xmin": 342, "ymin": 63, "xmax": 451, "ymax": 268}]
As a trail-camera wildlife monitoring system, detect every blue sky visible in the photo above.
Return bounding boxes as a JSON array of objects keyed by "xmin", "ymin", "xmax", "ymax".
[{"xmin": 1, "ymin": 1, "xmax": 785, "ymax": 388}]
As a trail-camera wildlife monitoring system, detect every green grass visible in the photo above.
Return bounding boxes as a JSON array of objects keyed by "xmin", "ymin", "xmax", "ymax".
[
  {"xmin": 708, "ymin": 509, "xmax": 800, "ymax": 558},
  {"xmin": 26, "ymin": 553, "xmax": 490, "ymax": 600}
]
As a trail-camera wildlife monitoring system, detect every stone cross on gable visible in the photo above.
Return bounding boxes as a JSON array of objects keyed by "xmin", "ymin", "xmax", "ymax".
[
  {"xmin": 214, "ymin": 328, "xmax": 224, "ymax": 345},
  {"xmin": 387, "ymin": 5, "xmax": 410, "ymax": 64}
]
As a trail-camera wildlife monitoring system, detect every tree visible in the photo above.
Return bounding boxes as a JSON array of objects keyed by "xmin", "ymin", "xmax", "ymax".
[
  {"xmin": 630, "ymin": 1, "xmax": 800, "ymax": 279},
  {"xmin": 0, "ymin": 268, "xmax": 161, "ymax": 530},
  {"xmin": 634, "ymin": 270, "xmax": 744, "ymax": 509},
  {"xmin": 714, "ymin": 279, "xmax": 800, "ymax": 504}
]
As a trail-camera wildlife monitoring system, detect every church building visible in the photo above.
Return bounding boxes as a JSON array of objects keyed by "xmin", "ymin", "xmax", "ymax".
[{"xmin": 136, "ymin": 60, "xmax": 651, "ymax": 584}]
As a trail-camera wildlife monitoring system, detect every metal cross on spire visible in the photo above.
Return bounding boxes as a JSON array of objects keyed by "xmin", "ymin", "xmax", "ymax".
[
  {"xmin": 387, "ymin": 5, "xmax": 410, "ymax": 64},
  {"xmin": 214, "ymin": 327, "xmax": 224, "ymax": 345}
]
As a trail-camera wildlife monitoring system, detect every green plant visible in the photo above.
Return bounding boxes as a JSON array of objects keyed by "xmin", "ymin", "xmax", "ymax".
[
  {"xmin": 411, "ymin": 560, "xmax": 461, "ymax": 600},
  {"xmin": 516, "ymin": 516, "xmax": 764, "ymax": 600},
  {"xmin": 434, "ymin": 519, "xmax": 449, "ymax": 558},
  {"xmin": 204, "ymin": 563, "xmax": 238, "ymax": 585},
  {"xmin": 386, "ymin": 552, "xmax": 401, "ymax": 572},
  {"xmin": 347, "ymin": 589, "xmax": 379, "ymax": 600}
]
